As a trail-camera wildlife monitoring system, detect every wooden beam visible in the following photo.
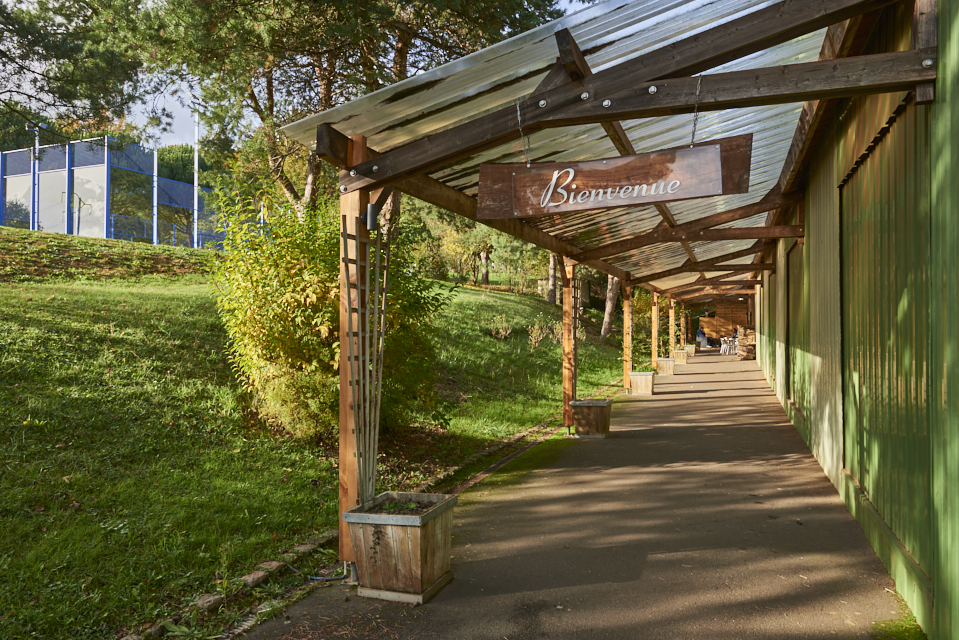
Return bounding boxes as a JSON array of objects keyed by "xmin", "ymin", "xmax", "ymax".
[
  {"xmin": 651, "ymin": 292, "xmax": 659, "ymax": 367},
  {"xmin": 554, "ymin": 29, "xmax": 640, "ymax": 166},
  {"xmin": 679, "ymin": 288, "xmax": 758, "ymax": 302},
  {"xmin": 338, "ymin": 135, "xmax": 368, "ymax": 563},
  {"xmin": 573, "ymin": 189, "xmax": 799, "ymax": 262},
  {"xmin": 776, "ymin": 17, "xmax": 872, "ymax": 194},
  {"xmin": 589, "ymin": 225, "xmax": 806, "ymax": 248},
  {"xmin": 913, "ymin": 0, "xmax": 937, "ymax": 104},
  {"xmin": 627, "ymin": 242, "xmax": 769, "ymax": 286},
  {"xmin": 669, "ymin": 298, "xmax": 676, "ymax": 357},
  {"xmin": 315, "ymin": 124, "xmax": 631, "ymax": 281},
  {"xmin": 680, "ymin": 303, "xmax": 687, "ymax": 347},
  {"xmin": 622, "ymin": 283, "xmax": 632, "ymax": 389},
  {"xmin": 338, "ymin": 0, "xmax": 898, "ymax": 194},
  {"xmin": 561, "ymin": 259, "xmax": 577, "ymax": 430},
  {"xmin": 541, "ymin": 49, "xmax": 937, "ymax": 128},
  {"xmin": 661, "ymin": 271, "xmax": 763, "ymax": 295}
]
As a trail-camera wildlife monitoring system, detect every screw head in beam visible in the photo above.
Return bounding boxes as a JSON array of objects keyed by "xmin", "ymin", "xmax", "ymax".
[
  {"xmin": 580, "ymin": 92, "xmax": 589, "ymax": 100},
  {"xmin": 923, "ymin": 58, "xmax": 934, "ymax": 68},
  {"xmin": 340, "ymin": 185, "xmax": 347, "ymax": 193},
  {"xmin": 349, "ymin": 169, "xmax": 357, "ymax": 177},
  {"xmin": 538, "ymin": 99, "xmax": 547, "ymax": 107},
  {"xmin": 648, "ymin": 86, "xmax": 658, "ymax": 94},
  {"xmin": 602, "ymin": 99, "xmax": 611, "ymax": 108},
  {"xmin": 372, "ymin": 165, "xmax": 379, "ymax": 173}
]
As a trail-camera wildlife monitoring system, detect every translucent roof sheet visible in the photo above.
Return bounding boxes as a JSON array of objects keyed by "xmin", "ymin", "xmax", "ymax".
[{"xmin": 282, "ymin": 0, "xmax": 826, "ymax": 292}]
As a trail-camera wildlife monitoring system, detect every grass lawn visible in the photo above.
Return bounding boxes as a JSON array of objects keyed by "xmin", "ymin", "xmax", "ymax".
[
  {"xmin": 1, "ymin": 275, "xmax": 339, "ymax": 639},
  {"xmin": 0, "ymin": 228, "xmax": 626, "ymax": 638}
]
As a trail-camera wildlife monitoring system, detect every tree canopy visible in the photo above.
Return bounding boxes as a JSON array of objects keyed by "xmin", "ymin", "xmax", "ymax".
[
  {"xmin": 133, "ymin": 0, "xmax": 564, "ymax": 210},
  {"xmin": 0, "ymin": 0, "xmax": 144, "ymax": 135}
]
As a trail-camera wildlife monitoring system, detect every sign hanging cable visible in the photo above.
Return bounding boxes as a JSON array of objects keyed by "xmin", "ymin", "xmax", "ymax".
[
  {"xmin": 690, "ymin": 75, "xmax": 703, "ymax": 148},
  {"xmin": 516, "ymin": 101, "xmax": 533, "ymax": 168}
]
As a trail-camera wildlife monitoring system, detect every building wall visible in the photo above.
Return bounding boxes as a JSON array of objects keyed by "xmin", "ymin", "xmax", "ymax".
[
  {"xmin": 930, "ymin": 0, "xmax": 959, "ymax": 635},
  {"xmin": 805, "ymin": 118, "xmax": 844, "ymax": 488},
  {"xmin": 756, "ymin": 2, "xmax": 959, "ymax": 635}
]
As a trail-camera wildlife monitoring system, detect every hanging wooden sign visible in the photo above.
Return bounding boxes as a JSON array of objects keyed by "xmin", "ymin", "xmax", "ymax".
[{"xmin": 476, "ymin": 134, "xmax": 752, "ymax": 220}]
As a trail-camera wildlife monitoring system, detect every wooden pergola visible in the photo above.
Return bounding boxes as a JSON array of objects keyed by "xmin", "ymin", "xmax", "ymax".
[{"xmin": 282, "ymin": 0, "xmax": 937, "ymax": 561}]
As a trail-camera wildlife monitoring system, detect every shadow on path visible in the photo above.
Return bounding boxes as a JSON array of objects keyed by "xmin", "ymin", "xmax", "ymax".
[{"xmin": 244, "ymin": 353, "xmax": 898, "ymax": 640}]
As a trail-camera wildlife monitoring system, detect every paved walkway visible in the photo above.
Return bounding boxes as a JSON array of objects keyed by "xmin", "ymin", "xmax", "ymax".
[{"xmin": 245, "ymin": 353, "xmax": 899, "ymax": 640}]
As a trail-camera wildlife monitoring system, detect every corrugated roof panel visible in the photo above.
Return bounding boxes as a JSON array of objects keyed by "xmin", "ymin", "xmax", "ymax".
[
  {"xmin": 280, "ymin": 0, "xmax": 827, "ymax": 284},
  {"xmin": 282, "ymin": 0, "xmax": 783, "ymax": 152}
]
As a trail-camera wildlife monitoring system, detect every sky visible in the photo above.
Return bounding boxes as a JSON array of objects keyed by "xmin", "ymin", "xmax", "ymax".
[{"xmin": 141, "ymin": 0, "xmax": 588, "ymax": 148}]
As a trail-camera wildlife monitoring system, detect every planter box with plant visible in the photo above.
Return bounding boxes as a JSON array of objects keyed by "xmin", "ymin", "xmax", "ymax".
[
  {"xmin": 657, "ymin": 357, "xmax": 675, "ymax": 375},
  {"xmin": 628, "ymin": 365, "xmax": 657, "ymax": 396},
  {"xmin": 685, "ymin": 343, "xmax": 696, "ymax": 358},
  {"xmin": 343, "ymin": 492, "xmax": 457, "ymax": 604},
  {"xmin": 569, "ymin": 398, "xmax": 614, "ymax": 437},
  {"xmin": 672, "ymin": 349, "xmax": 688, "ymax": 365},
  {"xmin": 337, "ymin": 214, "xmax": 456, "ymax": 604}
]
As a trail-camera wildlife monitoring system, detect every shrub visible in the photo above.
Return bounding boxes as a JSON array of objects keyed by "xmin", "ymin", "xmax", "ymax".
[
  {"xmin": 489, "ymin": 315, "xmax": 512, "ymax": 340},
  {"xmin": 211, "ymin": 192, "xmax": 449, "ymax": 442}
]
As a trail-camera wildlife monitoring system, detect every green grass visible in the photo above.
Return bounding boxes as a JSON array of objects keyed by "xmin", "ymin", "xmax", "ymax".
[
  {"xmin": 0, "ymin": 276, "xmax": 338, "ymax": 638},
  {"xmin": 430, "ymin": 285, "xmax": 623, "ymax": 441},
  {"xmin": 0, "ymin": 226, "xmax": 210, "ymax": 282},
  {"xmin": 0, "ymin": 231, "xmax": 626, "ymax": 638},
  {"xmin": 871, "ymin": 595, "xmax": 928, "ymax": 640}
]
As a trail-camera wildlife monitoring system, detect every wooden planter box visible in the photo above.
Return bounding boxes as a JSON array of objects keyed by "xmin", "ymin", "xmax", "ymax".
[
  {"xmin": 343, "ymin": 491, "xmax": 457, "ymax": 604},
  {"xmin": 657, "ymin": 358, "xmax": 675, "ymax": 375},
  {"xmin": 685, "ymin": 344, "xmax": 696, "ymax": 358},
  {"xmin": 672, "ymin": 350, "xmax": 688, "ymax": 365},
  {"xmin": 569, "ymin": 398, "xmax": 613, "ymax": 438},
  {"xmin": 628, "ymin": 371, "xmax": 656, "ymax": 396}
]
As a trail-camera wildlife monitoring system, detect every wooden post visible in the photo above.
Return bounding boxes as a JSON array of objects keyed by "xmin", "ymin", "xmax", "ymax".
[
  {"xmin": 669, "ymin": 298, "xmax": 676, "ymax": 355},
  {"xmin": 913, "ymin": 0, "xmax": 936, "ymax": 104},
  {"xmin": 651, "ymin": 292, "xmax": 659, "ymax": 366},
  {"xmin": 622, "ymin": 283, "xmax": 632, "ymax": 388},
  {"xmin": 339, "ymin": 135, "xmax": 369, "ymax": 562},
  {"xmin": 561, "ymin": 259, "xmax": 577, "ymax": 431},
  {"xmin": 680, "ymin": 302, "xmax": 687, "ymax": 347}
]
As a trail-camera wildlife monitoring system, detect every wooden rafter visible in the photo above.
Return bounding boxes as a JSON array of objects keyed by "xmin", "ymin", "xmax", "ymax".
[
  {"xmin": 626, "ymin": 242, "xmax": 771, "ymax": 286},
  {"xmin": 661, "ymin": 271, "xmax": 763, "ymax": 295},
  {"xmin": 338, "ymin": 0, "xmax": 899, "ymax": 194},
  {"xmin": 316, "ymin": 124, "xmax": 631, "ymax": 281},
  {"xmin": 550, "ymin": 29, "xmax": 699, "ymax": 269},
  {"xmin": 538, "ymin": 49, "xmax": 936, "ymax": 128},
  {"xmin": 572, "ymin": 188, "xmax": 800, "ymax": 262},
  {"xmin": 678, "ymin": 288, "xmax": 758, "ymax": 302}
]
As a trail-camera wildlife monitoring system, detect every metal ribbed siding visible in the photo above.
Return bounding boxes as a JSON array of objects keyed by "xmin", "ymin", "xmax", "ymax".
[
  {"xmin": 930, "ymin": 0, "xmax": 959, "ymax": 636},
  {"xmin": 806, "ymin": 118, "xmax": 843, "ymax": 487},
  {"xmin": 786, "ymin": 233, "xmax": 809, "ymax": 441},
  {"xmin": 841, "ymin": 98, "xmax": 932, "ymax": 578}
]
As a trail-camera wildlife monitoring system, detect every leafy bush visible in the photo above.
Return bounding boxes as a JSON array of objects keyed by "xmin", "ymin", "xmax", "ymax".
[
  {"xmin": 489, "ymin": 314, "xmax": 512, "ymax": 340},
  {"xmin": 211, "ymin": 192, "xmax": 449, "ymax": 442}
]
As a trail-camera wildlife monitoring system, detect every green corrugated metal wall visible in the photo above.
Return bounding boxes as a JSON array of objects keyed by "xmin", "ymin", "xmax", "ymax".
[
  {"xmin": 787, "ymin": 236, "xmax": 809, "ymax": 442},
  {"xmin": 930, "ymin": 0, "xmax": 959, "ymax": 636},
  {"xmin": 754, "ymin": 2, "xmax": 959, "ymax": 635},
  {"xmin": 841, "ymin": 95, "xmax": 933, "ymax": 581},
  {"xmin": 807, "ymin": 119, "xmax": 844, "ymax": 488}
]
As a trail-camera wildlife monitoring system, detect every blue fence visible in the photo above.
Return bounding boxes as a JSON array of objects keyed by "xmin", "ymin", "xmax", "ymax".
[{"xmin": 0, "ymin": 137, "xmax": 222, "ymax": 249}]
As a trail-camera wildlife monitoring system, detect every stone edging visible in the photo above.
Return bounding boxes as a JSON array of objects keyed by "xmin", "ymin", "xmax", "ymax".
[
  {"xmin": 119, "ymin": 380, "xmax": 626, "ymax": 639},
  {"xmin": 119, "ymin": 530, "xmax": 339, "ymax": 640}
]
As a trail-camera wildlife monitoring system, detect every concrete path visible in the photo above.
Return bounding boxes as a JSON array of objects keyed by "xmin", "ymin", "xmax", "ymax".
[{"xmin": 244, "ymin": 353, "xmax": 899, "ymax": 640}]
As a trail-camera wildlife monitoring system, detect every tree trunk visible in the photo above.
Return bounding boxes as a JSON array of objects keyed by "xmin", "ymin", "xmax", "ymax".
[
  {"xmin": 600, "ymin": 274, "xmax": 621, "ymax": 340},
  {"xmin": 480, "ymin": 251, "xmax": 490, "ymax": 284},
  {"xmin": 547, "ymin": 253, "xmax": 558, "ymax": 304}
]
